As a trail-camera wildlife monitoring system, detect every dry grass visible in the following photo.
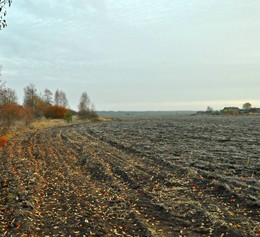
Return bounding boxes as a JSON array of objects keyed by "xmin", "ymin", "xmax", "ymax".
[
  {"xmin": 0, "ymin": 115, "xmax": 109, "ymax": 153},
  {"xmin": 29, "ymin": 119, "xmax": 67, "ymax": 130},
  {"xmin": 15, "ymin": 119, "xmax": 66, "ymax": 135},
  {"xmin": 1, "ymin": 115, "xmax": 108, "ymax": 141},
  {"xmin": 0, "ymin": 119, "xmax": 67, "ymax": 152}
]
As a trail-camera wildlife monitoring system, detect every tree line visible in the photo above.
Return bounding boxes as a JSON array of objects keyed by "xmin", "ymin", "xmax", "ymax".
[{"xmin": 0, "ymin": 70, "xmax": 98, "ymax": 135}]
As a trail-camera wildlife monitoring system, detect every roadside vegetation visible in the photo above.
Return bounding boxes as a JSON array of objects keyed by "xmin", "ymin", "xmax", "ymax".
[
  {"xmin": 0, "ymin": 67, "xmax": 99, "ymax": 146},
  {"xmin": 197, "ymin": 102, "xmax": 260, "ymax": 116}
]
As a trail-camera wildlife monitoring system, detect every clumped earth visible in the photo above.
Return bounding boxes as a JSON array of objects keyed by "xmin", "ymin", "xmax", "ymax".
[{"xmin": 0, "ymin": 115, "xmax": 259, "ymax": 236}]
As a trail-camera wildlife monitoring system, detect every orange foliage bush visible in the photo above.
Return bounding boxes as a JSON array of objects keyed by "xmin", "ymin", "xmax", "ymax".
[
  {"xmin": 44, "ymin": 105, "xmax": 68, "ymax": 119},
  {"xmin": 0, "ymin": 136, "xmax": 7, "ymax": 148},
  {"xmin": 0, "ymin": 103, "xmax": 28, "ymax": 129}
]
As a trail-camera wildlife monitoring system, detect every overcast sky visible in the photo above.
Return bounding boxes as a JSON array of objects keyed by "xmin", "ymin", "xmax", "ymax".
[{"xmin": 0, "ymin": 0, "xmax": 259, "ymax": 111}]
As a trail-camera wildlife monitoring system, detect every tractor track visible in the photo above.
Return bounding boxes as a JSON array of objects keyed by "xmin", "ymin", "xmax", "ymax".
[{"xmin": 0, "ymin": 116, "xmax": 259, "ymax": 236}]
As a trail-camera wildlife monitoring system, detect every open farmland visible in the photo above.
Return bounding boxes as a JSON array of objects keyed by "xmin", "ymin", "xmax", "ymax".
[{"xmin": 0, "ymin": 115, "xmax": 259, "ymax": 236}]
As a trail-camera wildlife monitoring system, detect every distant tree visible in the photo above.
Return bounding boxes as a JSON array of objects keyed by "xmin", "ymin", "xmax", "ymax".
[
  {"xmin": 0, "ymin": 0, "xmax": 12, "ymax": 30},
  {"xmin": 54, "ymin": 89, "xmax": 61, "ymax": 106},
  {"xmin": 0, "ymin": 66, "xmax": 6, "ymax": 92},
  {"xmin": 23, "ymin": 84, "xmax": 37, "ymax": 109},
  {"xmin": 54, "ymin": 89, "xmax": 68, "ymax": 108},
  {"xmin": 42, "ymin": 88, "xmax": 53, "ymax": 106},
  {"xmin": 206, "ymin": 106, "xmax": 213, "ymax": 113},
  {"xmin": 243, "ymin": 102, "xmax": 252, "ymax": 111},
  {"xmin": 78, "ymin": 92, "xmax": 91, "ymax": 119},
  {"xmin": 0, "ymin": 87, "xmax": 17, "ymax": 106},
  {"xmin": 89, "ymin": 102, "xmax": 98, "ymax": 119},
  {"xmin": 60, "ymin": 91, "xmax": 68, "ymax": 108},
  {"xmin": 0, "ymin": 68, "xmax": 17, "ymax": 106},
  {"xmin": 38, "ymin": 99, "xmax": 48, "ymax": 115},
  {"xmin": 78, "ymin": 92, "xmax": 98, "ymax": 120},
  {"xmin": 23, "ymin": 84, "xmax": 43, "ymax": 118}
]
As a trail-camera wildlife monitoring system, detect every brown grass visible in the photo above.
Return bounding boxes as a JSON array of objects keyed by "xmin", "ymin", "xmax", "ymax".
[
  {"xmin": 0, "ymin": 119, "xmax": 67, "ymax": 153},
  {"xmin": 0, "ymin": 115, "xmax": 109, "ymax": 153}
]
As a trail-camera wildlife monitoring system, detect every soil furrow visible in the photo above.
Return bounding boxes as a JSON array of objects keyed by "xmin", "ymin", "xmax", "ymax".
[{"xmin": 0, "ymin": 116, "xmax": 259, "ymax": 236}]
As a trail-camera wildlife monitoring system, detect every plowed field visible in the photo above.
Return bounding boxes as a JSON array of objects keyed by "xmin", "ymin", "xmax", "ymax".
[{"xmin": 0, "ymin": 116, "xmax": 259, "ymax": 237}]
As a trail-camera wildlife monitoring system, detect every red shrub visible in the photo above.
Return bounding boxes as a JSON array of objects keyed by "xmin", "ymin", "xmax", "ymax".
[
  {"xmin": 44, "ymin": 105, "xmax": 68, "ymax": 119},
  {"xmin": 0, "ymin": 136, "xmax": 7, "ymax": 148},
  {"xmin": 0, "ymin": 103, "xmax": 28, "ymax": 128}
]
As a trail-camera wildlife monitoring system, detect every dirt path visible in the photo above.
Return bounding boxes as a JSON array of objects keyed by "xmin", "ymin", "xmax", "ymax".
[{"xmin": 0, "ymin": 118, "xmax": 259, "ymax": 236}]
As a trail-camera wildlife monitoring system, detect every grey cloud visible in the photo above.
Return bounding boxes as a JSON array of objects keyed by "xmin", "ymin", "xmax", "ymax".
[
  {"xmin": 89, "ymin": 0, "xmax": 107, "ymax": 12},
  {"xmin": 1, "ymin": 0, "xmax": 260, "ymax": 111}
]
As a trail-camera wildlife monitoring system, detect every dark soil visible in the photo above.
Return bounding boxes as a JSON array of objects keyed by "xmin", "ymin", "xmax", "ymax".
[{"xmin": 0, "ymin": 115, "xmax": 259, "ymax": 236}]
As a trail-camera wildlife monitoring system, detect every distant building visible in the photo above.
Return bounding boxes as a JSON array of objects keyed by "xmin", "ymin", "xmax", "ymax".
[
  {"xmin": 221, "ymin": 107, "xmax": 241, "ymax": 115},
  {"xmin": 249, "ymin": 108, "xmax": 260, "ymax": 114}
]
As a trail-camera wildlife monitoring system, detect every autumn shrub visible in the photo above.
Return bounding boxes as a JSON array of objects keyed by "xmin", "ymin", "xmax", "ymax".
[
  {"xmin": 0, "ymin": 136, "xmax": 7, "ymax": 148},
  {"xmin": 23, "ymin": 108, "xmax": 34, "ymax": 125},
  {"xmin": 44, "ymin": 105, "xmax": 68, "ymax": 119},
  {"xmin": 0, "ymin": 103, "xmax": 28, "ymax": 132}
]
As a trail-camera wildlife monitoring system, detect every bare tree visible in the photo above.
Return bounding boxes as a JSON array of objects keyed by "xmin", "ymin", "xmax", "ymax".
[
  {"xmin": 23, "ymin": 84, "xmax": 37, "ymax": 110},
  {"xmin": 0, "ymin": 66, "xmax": 5, "ymax": 91},
  {"xmin": 90, "ymin": 102, "xmax": 98, "ymax": 119},
  {"xmin": 54, "ymin": 89, "xmax": 60, "ymax": 106},
  {"xmin": 43, "ymin": 88, "xmax": 53, "ymax": 106},
  {"xmin": 54, "ymin": 89, "xmax": 68, "ymax": 108},
  {"xmin": 23, "ymin": 84, "xmax": 42, "ymax": 117},
  {"xmin": 0, "ymin": 67, "xmax": 17, "ymax": 106},
  {"xmin": 0, "ymin": 0, "xmax": 12, "ymax": 30},
  {"xmin": 0, "ymin": 87, "xmax": 17, "ymax": 106},
  {"xmin": 78, "ymin": 92, "xmax": 91, "ymax": 119},
  {"xmin": 0, "ymin": 66, "xmax": 7, "ymax": 106},
  {"xmin": 206, "ymin": 106, "xmax": 213, "ymax": 113},
  {"xmin": 60, "ymin": 91, "xmax": 68, "ymax": 108}
]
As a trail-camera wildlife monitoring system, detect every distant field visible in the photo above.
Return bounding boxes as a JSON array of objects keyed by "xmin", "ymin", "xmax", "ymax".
[
  {"xmin": 0, "ymin": 115, "xmax": 259, "ymax": 236},
  {"xmin": 97, "ymin": 110, "xmax": 196, "ymax": 119}
]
